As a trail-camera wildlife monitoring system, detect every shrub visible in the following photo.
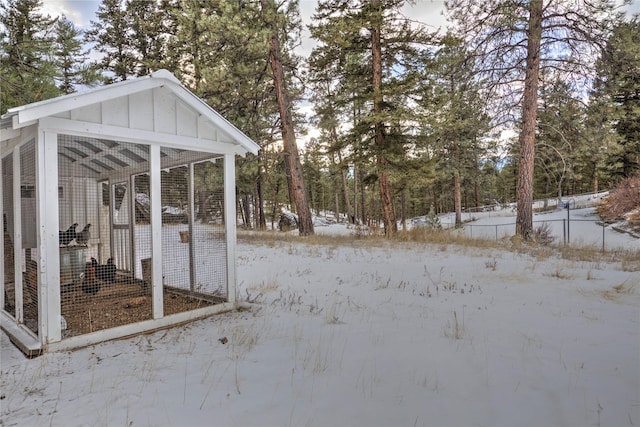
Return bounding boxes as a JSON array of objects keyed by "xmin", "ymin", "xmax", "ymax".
[
  {"xmin": 533, "ymin": 222, "xmax": 555, "ymax": 246},
  {"xmin": 598, "ymin": 173, "xmax": 640, "ymax": 220}
]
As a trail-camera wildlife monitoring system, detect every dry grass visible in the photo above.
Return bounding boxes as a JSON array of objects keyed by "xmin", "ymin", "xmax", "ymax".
[
  {"xmin": 238, "ymin": 227, "xmax": 639, "ymax": 267},
  {"xmin": 443, "ymin": 309, "xmax": 465, "ymax": 340},
  {"xmin": 600, "ymin": 280, "xmax": 637, "ymax": 301}
]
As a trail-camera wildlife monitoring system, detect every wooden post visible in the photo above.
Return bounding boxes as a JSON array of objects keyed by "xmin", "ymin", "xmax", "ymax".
[
  {"xmin": 149, "ymin": 144, "xmax": 163, "ymax": 319},
  {"xmin": 37, "ymin": 130, "xmax": 62, "ymax": 344},
  {"xmin": 224, "ymin": 153, "xmax": 237, "ymax": 305},
  {"xmin": 188, "ymin": 163, "xmax": 195, "ymax": 291},
  {"xmin": 0, "ymin": 152, "xmax": 4, "ymax": 310},
  {"xmin": 13, "ymin": 146, "xmax": 23, "ymax": 324}
]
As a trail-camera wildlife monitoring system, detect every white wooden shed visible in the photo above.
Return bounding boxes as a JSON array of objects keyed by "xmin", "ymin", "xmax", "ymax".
[{"xmin": 1, "ymin": 70, "xmax": 259, "ymax": 356}]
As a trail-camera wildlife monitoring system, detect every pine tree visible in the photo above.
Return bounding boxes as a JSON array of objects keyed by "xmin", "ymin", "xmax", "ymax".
[
  {"xmin": 53, "ymin": 15, "xmax": 101, "ymax": 94},
  {"xmin": 0, "ymin": 0, "xmax": 58, "ymax": 112},
  {"xmin": 127, "ymin": 0, "xmax": 170, "ymax": 76},
  {"xmin": 446, "ymin": 0, "xmax": 624, "ymax": 240},
  {"xmin": 85, "ymin": 0, "xmax": 135, "ymax": 82},
  {"xmin": 260, "ymin": 0, "xmax": 314, "ymax": 236},
  {"xmin": 592, "ymin": 17, "xmax": 640, "ymax": 179},
  {"xmin": 309, "ymin": 0, "xmax": 430, "ymax": 236},
  {"xmin": 419, "ymin": 33, "xmax": 490, "ymax": 227}
]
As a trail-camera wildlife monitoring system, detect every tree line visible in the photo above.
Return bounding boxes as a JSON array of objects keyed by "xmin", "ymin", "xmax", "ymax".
[{"xmin": 1, "ymin": 0, "xmax": 638, "ymax": 239}]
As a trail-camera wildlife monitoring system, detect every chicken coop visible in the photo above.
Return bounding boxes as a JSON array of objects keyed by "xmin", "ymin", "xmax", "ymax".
[{"xmin": 1, "ymin": 70, "xmax": 259, "ymax": 356}]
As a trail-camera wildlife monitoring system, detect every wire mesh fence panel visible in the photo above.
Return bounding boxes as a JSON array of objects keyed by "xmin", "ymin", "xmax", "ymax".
[
  {"xmin": 57, "ymin": 137, "xmax": 153, "ymax": 338},
  {"xmin": 20, "ymin": 140, "xmax": 38, "ymax": 334},
  {"xmin": 2, "ymin": 153, "xmax": 16, "ymax": 319},
  {"xmin": 193, "ymin": 160, "xmax": 227, "ymax": 300},
  {"xmin": 159, "ymin": 155, "xmax": 226, "ymax": 314},
  {"xmin": 161, "ymin": 165, "xmax": 191, "ymax": 292}
]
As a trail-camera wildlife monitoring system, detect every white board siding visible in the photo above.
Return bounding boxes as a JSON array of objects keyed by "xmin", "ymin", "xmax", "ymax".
[
  {"xmin": 70, "ymin": 103, "xmax": 102, "ymax": 124},
  {"xmin": 177, "ymin": 102, "xmax": 198, "ymax": 138},
  {"xmin": 153, "ymin": 87, "xmax": 177, "ymax": 135},
  {"xmin": 44, "ymin": 89, "xmax": 246, "ymax": 151},
  {"xmin": 102, "ymin": 97, "xmax": 129, "ymax": 127},
  {"xmin": 198, "ymin": 120, "xmax": 218, "ymax": 143},
  {"xmin": 129, "ymin": 91, "xmax": 154, "ymax": 131}
]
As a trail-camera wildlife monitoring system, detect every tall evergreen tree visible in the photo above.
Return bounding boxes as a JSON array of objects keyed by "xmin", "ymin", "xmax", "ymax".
[
  {"xmin": 260, "ymin": 0, "xmax": 314, "ymax": 236},
  {"xmin": 446, "ymin": 0, "xmax": 624, "ymax": 240},
  {"xmin": 0, "ymin": 0, "xmax": 58, "ymax": 112},
  {"xmin": 535, "ymin": 75, "xmax": 583, "ymax": 198},
  {"xmin": 85, "ymin": 0, "xmax": 135, "ymax": 82},
  {"xmin": 309, "ymin": 0, "xmax": 430, "ymax": 236},
  {"xmin": 592, "ymin": 17, "xmax": 640, "ymax": 179},
  {"xmin": 53, "ymin": 15, "xmax": 101, "ymax": 94},
  {"xmin": 419, "ymin": 33, "xmax": 490, "ymax": 227},
  {"xmin": 127, "ymin": 0, "xmax": 171, "ymax": 76}
]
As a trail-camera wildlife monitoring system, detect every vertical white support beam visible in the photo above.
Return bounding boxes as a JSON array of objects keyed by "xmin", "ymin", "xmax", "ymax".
[
  {"xmin": 12, "ymin": 147, "xmax": 23, "ymax": 323},
  {"xmin": 223, "ymin": 154, "xmax": 237, "ymax": 305},
  {"xmin": 37, "ymin": 130, "xmax": 61, "ymax": 344},
  {"xmin": 188, "ymin": 163, "xmax": 195, "ymax": 291},
  {"xmin": 129, "ymin": 174, "xmax": 136, "ymax": 277},
  {"xmin": 0, "ymin": 152, "xmax": 4, "ymax": 310},
  {"xmin": 149, "ymin": 144, "xmax": 163, "ymax": 319}
]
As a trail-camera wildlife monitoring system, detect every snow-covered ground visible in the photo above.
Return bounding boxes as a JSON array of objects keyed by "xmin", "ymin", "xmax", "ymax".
[
  {"xmin": 2, "ymin": 217, "xmax": 639, "ymax": 426},
  {"xmin": 452, "ymin": 207, "xmax": 638, "ymax": 250}
]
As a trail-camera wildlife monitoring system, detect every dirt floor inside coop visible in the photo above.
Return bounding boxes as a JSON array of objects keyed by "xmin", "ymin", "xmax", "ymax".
[{"xmin": 60, "ymin": 278, "xmax": 224, "ymax": 338}]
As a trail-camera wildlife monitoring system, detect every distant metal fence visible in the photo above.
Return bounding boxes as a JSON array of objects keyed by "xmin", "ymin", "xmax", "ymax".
[
  {"xmin": 462, "ymin": 190, "xmax": 609, "ymax": 214},
  {"xmin": 461, "ymin": 219, "xmax": 616, "ymax": 252}
]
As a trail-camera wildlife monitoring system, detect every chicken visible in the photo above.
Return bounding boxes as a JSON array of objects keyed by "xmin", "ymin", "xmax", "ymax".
[
  {"xmin": 75, "ymin": 224, "xmax": 91, "ymax": 246},
  {"xmin": 81, "ymin": 260, "xmax": 100, "ymax": 295},
  {"xmin": 95, "ymin": 257, "xmax": 117, "ymax": 283},
  {"xmin": 59, "ymin": 223, "xmax": 78, "ymax": 246}
]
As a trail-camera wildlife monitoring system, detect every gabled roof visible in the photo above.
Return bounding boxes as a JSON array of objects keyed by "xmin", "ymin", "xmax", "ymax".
[{"xmin": 0, "ymin": 70, "xmax": 260, "ymax": 157}]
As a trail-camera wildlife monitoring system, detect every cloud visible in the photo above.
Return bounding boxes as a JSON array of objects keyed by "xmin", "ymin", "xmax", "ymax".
[{"xmin": 40, "ymin": 0, "xmax": 100, "ymax": 28}]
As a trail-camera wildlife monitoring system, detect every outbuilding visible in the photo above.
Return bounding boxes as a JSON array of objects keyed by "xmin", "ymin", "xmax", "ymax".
[{"xmin": 1, "ymin": 70, "xmax": 259, "ymax": 356}]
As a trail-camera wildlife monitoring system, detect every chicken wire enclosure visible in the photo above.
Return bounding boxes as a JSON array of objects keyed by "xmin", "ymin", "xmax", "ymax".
[
  {"xmin": 157, "ymin": 160, "xmax": 228, "ymax": 299},
  {"xmin": 56, "ymin": 138, "xmax": 228, "ymax": 338},
  {"xmin": 2, "ymin": 141, "xmax": 40, "ymax": 335},
  {"xmin": 1, "ymin": 69, "xmax": 260, "ymax": 355}
]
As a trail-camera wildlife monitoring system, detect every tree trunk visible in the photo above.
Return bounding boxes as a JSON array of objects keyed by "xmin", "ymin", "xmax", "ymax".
[
  {"xmin": 516, "ymin": 0, "xmax": 542, "ymax": 241},
  {"xmin": 337, "ymin": 150, "xmax": 353, "ymax": 223},
  {"xmin": 271, "ymin": 180, "xmax": 280, "ymax": 229},
  {"xmin": 593, "ymin": 164, "xmax": 599, "ymax": 194},
  {"xmin": 371, "ymin": 0, "xmax": 397, "ymax": 236},
  {"xmin": 400, "ymin": 189, "xmax": 407, "ymax": 231},
  {"xmin": 360, "ymin": 167, "xmax": 367, "ymax": 225},
  {"xmin": 474, "ymin": 172, "xmax": 480, "ymax": 209},
  {"xmin": 243, "ymin": 193, "xmax": 252, "ymax": 228},
  {"xmin": 353, "ymin": 163, "xmax": 359, "ymax": 224},
  {"xmin": 261, "ymin": 0, "xmax": 314, "ymax": 235},
  {"xmin": 454, "ymin": 143, "xmax": 462, "ymax": 227},
  {"xmin": 256, "ymin": 175, "xmax": 266, "ymax": 230},
  {"xmin": 454, "ymin": 170, "xmax": 462, "ymax": 228}
]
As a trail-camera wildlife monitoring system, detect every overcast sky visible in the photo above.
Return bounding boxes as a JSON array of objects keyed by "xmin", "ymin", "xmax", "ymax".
[
  {"xmin": 39, "ymin": 0, "xmax": 640, "ymax": 57},
  {"xmin": 39, "ymin": 0, "xmax": 450, "ymax": 29}
]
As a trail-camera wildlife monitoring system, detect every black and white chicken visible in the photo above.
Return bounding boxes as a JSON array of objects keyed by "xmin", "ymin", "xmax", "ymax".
[
  {"xmin": 59, "ymin": 223, "xmax": 78, "ymax": 246},
  {"xmin": 75, "ymin": 224, "xmax": 91, "ymax": 246}
]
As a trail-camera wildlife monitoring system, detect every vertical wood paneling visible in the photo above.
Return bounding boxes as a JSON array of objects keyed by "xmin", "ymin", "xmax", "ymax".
[
  {"xmin": 153, "ymin": 88, "xmax": 177, "ymax": 134},
  {"xmin": 177, "ymin": 102, "xmax": 198, "ymax": 138},
  {"xmin": 129, "ymin": 91, "xmax": 154, "ymax": 131},
  {"xmin": 70, "ymin": 104, "xmax": 102, "ymax": 123},
  {"xmin": 102, "ymin": 97, "xmax": 129, "ymax": 127}
]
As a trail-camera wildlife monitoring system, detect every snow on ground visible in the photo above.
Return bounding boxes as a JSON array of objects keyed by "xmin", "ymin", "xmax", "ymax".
[
  {"xmin": 453, "ymin": 207, "xmax": 639, "ymax": 250},
  {"xmin": 2, "ymin": 218, "xmax": 639, "ymax": 426}
]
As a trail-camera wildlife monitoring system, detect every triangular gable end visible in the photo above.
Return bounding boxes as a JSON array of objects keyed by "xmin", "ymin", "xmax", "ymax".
[{"xmin": 1, "ymin": 70, "xmax": 260, "ymax": 157}]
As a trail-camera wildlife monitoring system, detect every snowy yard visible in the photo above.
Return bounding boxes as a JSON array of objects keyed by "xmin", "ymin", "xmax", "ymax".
[{"xmin": 2, "ymin": 228, "xmax": 639, "ymax": 426}]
